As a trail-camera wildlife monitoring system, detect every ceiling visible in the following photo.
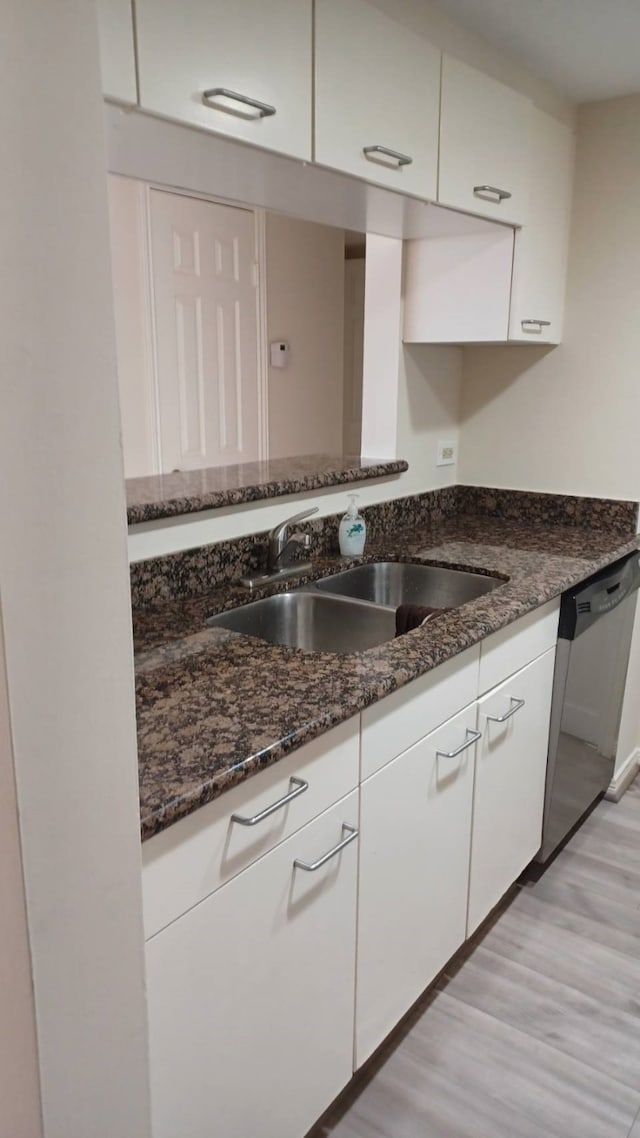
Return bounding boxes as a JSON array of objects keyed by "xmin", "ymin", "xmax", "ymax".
[{"xmin": 429, "ymin": 0, "xmax": 640, "ymax": 103}]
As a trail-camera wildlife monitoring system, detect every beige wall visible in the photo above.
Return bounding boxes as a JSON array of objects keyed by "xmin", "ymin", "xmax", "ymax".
[
  {"xmin": 396, "ymin": 344, "xmax": 462, "ymax": 497},
  {"xmin": 459, "ymin": 94, "xmax": 640, "ymax": 500},
  {"xmin": 0, "ymin": 1, "xmax": 151, "ymax": 1133},
  {"xmin": 0, "ymin": 604, "xmax": 42, "ymax": 1138},
  {"xmin": 266, "ymin": 213, "xmax": 345, "ymax": 458}
]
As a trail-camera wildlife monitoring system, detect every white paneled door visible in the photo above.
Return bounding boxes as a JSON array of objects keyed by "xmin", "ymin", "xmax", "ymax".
[{"xmin": 149, "ymin": 189, "xmax": 262, "ymax": 472}]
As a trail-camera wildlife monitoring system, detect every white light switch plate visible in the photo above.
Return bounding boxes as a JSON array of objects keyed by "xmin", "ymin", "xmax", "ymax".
[{"xmin": 436, "ymin": 440, "xmax": 457, "ymax": 466}]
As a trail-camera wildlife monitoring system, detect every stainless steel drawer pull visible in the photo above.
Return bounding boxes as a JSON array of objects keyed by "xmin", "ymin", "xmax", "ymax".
[
  {"xmin": 363, "ymin": 145, "xmax": 413, "ymax": 168},
  {"xmin": 473, "ymin": 184, "xmax": 512, "ymax": 203},
  {"xmin": 202, "ymin": 87, "xmax": 276, "ymax": 118},
  {"xmin": 486, "ymin": 696, "xmax": 526, "ymax": 724},
  {"xmin": 521, "ymin": 319, "xmax": 552, "ymax": 334},
  {"xmin": 231, "ymin": 776, "xmax": 308, "ymax": 826},
  {"xmin": 436, "ymin": 728, "xmax": 482, "ymax": 760},
  {"xmin": 294, "ymin": 823, "xmax": 358, "ymax": 872}
]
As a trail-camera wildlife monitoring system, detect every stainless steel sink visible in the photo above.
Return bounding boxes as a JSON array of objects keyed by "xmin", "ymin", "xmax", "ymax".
[
  {"xmin": 313, "ymin": 561, "xmax": 503, "ymax": 609},
  {"xmin": 207, "ymin": 591, "xmax": 395, "ymax": 654}
]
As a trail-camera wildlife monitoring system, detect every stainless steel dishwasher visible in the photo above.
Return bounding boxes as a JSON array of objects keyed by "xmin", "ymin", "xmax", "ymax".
[{"xmin": 538, "ymin": 550, "xmax": 640, "ymax": 863}]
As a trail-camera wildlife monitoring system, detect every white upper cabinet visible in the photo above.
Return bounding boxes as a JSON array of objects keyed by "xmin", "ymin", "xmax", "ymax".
[
  {"xmin": 439, "ymin": 55, "xmax": 531, "ymax": 226},
  {"xmin": 314, "ymin": 0, "xmax": 441, "ymax": 198},
  {"xmin": 97, "ymin": 0, "xmax": 137, "ymax": 102},
  {"xmin": 403, "ymin": 212, "xmax": 514, "ymax": 344},
  {"xmin": 509, "ymin": 109, "xmax": 575, "ymax": 344},
  {"xmin": 134, "ymin": 0, "xmax": 312, "ymax": 160}
]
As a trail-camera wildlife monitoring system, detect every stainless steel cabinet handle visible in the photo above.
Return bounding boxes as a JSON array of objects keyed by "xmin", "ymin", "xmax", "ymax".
[
  {"xmin": 436, "ymin": 728, "xmax": 482, "ymax": 760},
  {"xmin": 486, "ymin": 696, "xmax": 526, "ymax": 724},
  {"xmin": 521, "ymin": 319, "xmax": 552, "ymax": 334},
  {"xmin": 202, "ymin": 87, "xmax": 276, "ymax": 118},
  {"xmin": 473, "ymin": 184, "xmax": 512, "ymax": 203},
  {"xmin": 294, "ymin": 823, "xmax": 358, "ymax": 872},
  {"xmin": 363, "ymin": 145, "xmax": 413, "ymax": 168},
  {"xmin": 231, "ymin": 776, "xmax": 308, "ymax": 826}
]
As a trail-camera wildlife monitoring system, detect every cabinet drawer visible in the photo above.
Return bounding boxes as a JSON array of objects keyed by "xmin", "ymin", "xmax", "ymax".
[
  {"xmin": 361, "ymin": 645, "xmax": 480, "ymax": 780},
  {"xmin": 142, "ymin": 717, "xmax": 358, "ymax": 938},
  {"xmin": 147, "ymin": 792, "xmax": 358, "ymax": 1138},
  {"xmin": 479, "ymin": 599, "xmax": 559, "ymax": 695}
]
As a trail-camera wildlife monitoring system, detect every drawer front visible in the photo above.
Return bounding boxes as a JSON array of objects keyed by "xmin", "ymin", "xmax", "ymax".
[
  {"xmin": 479, "ymin": 599, "xmax": 559, "ymax": 695},
  {"xmin": 147, "ymin": 792, "xmax": 359, "ymax": 1138},
  {"xmin": 361, "ymin": 645, "xmax": 480, "ymax": 780},
  {"xmin": 142, "ymin": 717, "xmax": 359, "ymax": 938}
]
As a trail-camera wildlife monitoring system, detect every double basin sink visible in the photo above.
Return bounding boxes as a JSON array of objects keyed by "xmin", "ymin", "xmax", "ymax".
[{"xmin": 208, "ymin": 561, "xmax": 503, "ymax": 655}]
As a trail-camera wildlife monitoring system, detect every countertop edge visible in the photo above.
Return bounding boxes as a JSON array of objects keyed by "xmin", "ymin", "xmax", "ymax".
[{"xmin": 127, "ymin": 459, "xmax": 409, "ymax": 525}]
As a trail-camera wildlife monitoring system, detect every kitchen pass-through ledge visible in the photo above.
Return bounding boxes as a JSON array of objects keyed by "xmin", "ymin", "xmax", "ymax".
[{"xmin": 126, "ymin": 453, "xmax": 408, "ymax": 525}]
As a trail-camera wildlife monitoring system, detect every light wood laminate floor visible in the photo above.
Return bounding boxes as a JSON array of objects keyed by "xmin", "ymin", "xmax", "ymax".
[{"xmin": 315, "ymin": 778, "xmax": 640, "ymax": 1138}]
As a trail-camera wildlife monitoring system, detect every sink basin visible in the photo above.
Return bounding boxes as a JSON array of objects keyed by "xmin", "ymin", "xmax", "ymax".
[
  {"xmin": 314, "ymin": 561, "xmax": 503, "ymax": 609},
  {"xmin": 207, "ymin": 591, "xmax": 395, "ymax": 654}
]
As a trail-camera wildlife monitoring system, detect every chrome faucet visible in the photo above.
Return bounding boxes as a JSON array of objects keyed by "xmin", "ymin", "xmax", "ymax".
[
  {"xmin": 267, "ymin": 507, "xmax": 319, "ymax": 571},
  {"xmin": 240, "ymin": 507, "xmax": 319, "ymax": 589}
]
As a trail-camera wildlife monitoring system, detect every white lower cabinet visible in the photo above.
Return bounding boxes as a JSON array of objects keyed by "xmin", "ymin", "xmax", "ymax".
[
  {"xmin": 467, "ymin": 648, "xmax": 556, "ymax": 934},
  {"xmin": 146, "ymin": 792, "xmax": 359, "ymax": 1138},
  {"xmin": 356, "ymin": 703, "xmax": 477, "ymax": 1066},
  {"xmin": 144, "ymin": 605, "xmax": 561, "ymax": 1136}
]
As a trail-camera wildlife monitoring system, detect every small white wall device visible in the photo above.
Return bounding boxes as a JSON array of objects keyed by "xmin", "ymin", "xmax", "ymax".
[{"xmin": 270, "ymin": 340, "xmax": 290, "ymax": 368}]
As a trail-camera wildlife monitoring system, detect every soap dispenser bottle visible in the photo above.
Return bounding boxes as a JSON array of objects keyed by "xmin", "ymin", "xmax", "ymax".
[{"xmin": 339, "ymin": 494, "xmax": 366, "ymax": 557}]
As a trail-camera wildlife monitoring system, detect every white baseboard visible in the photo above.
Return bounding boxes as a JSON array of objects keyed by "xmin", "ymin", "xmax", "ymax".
[{"xmin": 605, "ymin": 747, "xmax": 640, "ymax": 802}]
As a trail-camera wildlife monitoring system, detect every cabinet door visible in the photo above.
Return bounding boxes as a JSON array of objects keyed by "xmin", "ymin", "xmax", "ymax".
[
  {"xmin": 509, "ymin": 109, "xmax": 575, "ymax": 344},
  {"xmin": 403, "ymin": 225, "xmax": 514, "ymax": 344},
  {"xmin": 468, "ymin": 649, "xmax": 556, "ymax": 935},
  {"xmin": 315, "ymin": 0, "xmax": 440, "ymax": 197},
  {"xmin": 356, "ymin": 705, "xmax": 477, "ymax": 1066},
  {"xmin": 97, "ymin": 0, "xmax": 137, "ymax": 102},
  {"xmin": 439, "ymin": 55, "xmax": 531, "ymax": 226},
  {"xmin": 146, "ymin": 793, "xmax": 358, "ymax": 1138},
  {"xmin": 135, "ymin": 0, "xmax": 312, "ymax": 160}
]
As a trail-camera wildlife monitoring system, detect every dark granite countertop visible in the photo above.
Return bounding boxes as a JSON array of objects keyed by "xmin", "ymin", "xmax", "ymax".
[
  {"xmin": 134, "ymin": 513, "xmax": 639, "ymax": 842},
  {"xmin": 126, "ymin": 454, "xmax": 408, "ymax": 524}
]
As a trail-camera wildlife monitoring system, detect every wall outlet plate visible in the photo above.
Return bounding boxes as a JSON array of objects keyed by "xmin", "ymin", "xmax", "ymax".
[{"xmin": 436, "ymin": 440, "xmax": 457, "ymax": 467}]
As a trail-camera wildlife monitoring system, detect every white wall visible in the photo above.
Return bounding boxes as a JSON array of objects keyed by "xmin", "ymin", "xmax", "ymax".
[
  {"xmin": 0, "ymin": 2, "xmax": 151, "ymax": 1134},
  {"xmin": 0, "ymin": 604, "xmax": 42, "ymax": 1138},
  {"xmin": 397, "ymin": 344, "xmax": 463, "ymax": 497},
  {"xmin": 459, "ymin": 95, "xmax": 640, "ymax": 499},
  {"xmin": 266, "ymin": 213, "xmax": 345, "ymax": 458}
]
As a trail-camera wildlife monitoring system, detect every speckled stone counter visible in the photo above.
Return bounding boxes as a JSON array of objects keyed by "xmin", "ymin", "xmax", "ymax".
[
  {"xmin": 134, "ymin": 510, "xmax": 639, "ymax": 841},
  {"xmin": 126, "ymin": 454, "xmax": 408, "ymax": 524}
]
